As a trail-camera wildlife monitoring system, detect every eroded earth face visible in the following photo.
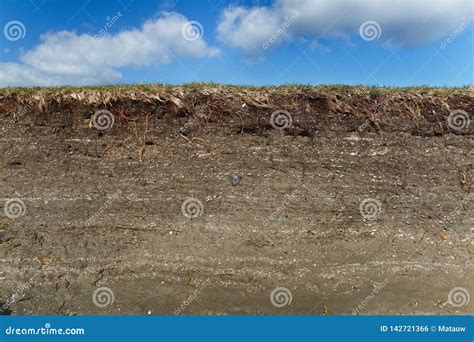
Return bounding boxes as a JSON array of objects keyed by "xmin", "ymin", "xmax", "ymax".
[{"xmin": 0, "ymin": 87, "xmax": 473, "ymax": 315}]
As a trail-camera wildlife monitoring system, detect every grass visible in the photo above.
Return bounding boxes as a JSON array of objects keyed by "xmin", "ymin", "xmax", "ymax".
[
  {"xmin": 0, "ymin": 82, "xmax": 471, "ymax": 97},
  {"xmin": 369, "ymin": 88, "xmax": 383, "ymax": 98}
]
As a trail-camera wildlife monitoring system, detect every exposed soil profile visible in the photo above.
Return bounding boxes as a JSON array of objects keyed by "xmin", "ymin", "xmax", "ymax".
[{"xmin": 0, "ymin": 85, "xmax": 472, "ymax": 315}]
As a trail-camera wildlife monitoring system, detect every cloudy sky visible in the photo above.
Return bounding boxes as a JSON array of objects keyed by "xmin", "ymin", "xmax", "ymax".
[{"xmin": 0, "ymin": 0, "xmax": 472, "ymax": 87}]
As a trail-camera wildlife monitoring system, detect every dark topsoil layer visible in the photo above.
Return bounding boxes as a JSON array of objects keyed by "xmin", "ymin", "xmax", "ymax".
[
  {"xmin": 0, "ymin": 86, "xmax": 473, "ymax": 315},
  {"xmin": 0, "ymin": 85, "xmax": 473, "ymax": 136}
]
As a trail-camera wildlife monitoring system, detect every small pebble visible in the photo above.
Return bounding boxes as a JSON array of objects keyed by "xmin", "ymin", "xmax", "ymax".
[{"xmin": 229, "ymin": 175, "xmax": 241, "ymax": 186}]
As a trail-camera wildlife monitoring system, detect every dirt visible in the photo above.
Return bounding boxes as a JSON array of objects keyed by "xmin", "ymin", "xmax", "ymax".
[{"xmin": 0, "ymin": 86, "xmax": 473, "ymax": 315}]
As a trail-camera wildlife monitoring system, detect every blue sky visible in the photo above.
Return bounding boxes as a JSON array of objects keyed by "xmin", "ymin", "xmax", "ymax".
[{"xmin": 0, "ymin": 0, "xmax": 472, "ymax": 87}]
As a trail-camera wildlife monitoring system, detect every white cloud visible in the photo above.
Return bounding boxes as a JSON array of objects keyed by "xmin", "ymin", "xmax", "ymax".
[
  {"xmin": 216, "ymin": 6, "xmax": 284, "ymax": 51},
  {"xmin": 0, "ymin": 12, "xmax": 219, "ymax": 87},
  {"xmin": 217, "ymin": 0, "xmax": 473, "ymax": 52}
]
